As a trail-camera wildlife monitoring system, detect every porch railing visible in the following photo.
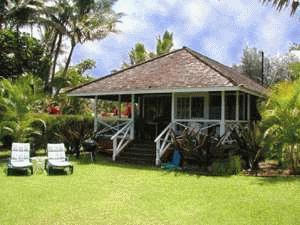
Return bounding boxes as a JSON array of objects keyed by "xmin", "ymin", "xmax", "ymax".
[
  {"xmin": 111, "ymin": 120, "xmax": 134, "ymax": 161},
  {"xmin": 154, "ymin": 121, "xmax": 219, "ymax": 166},
  {"xmin": 95, "ymin": 118, "xmax": 134, "ymax": 161}
]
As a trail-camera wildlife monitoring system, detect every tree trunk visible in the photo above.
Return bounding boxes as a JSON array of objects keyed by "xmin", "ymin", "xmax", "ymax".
[
  {"xmin": 50, "ymin": 33, "xmax": 62, "ymax": 89},
  {"xmin": 62, "ymin": 39, "xmax": 75, "ymax": 78},
  {"xmin": 44, "ymin": 32, "xmax": 58, "ymax": 92}
]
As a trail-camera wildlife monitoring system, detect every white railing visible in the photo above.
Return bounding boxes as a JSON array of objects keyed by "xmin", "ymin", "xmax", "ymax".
[
  {"xmin": 154, "ymin": 121, "xmax": 219, "ymax": 166},
  {"xmin": 111, "ymin": 120, "xmax": 134, "ymax": 161},
  {"xmin": 96, "ymin": 119, "xmax": 130, "ymax": 137}
]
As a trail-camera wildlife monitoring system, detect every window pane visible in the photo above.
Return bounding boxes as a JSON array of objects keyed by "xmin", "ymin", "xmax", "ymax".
[
  {"xmin": 191, "ymin": 97, "xmax": 204, "ymax": 118},
  {"xmin": 209, "ymin": 94, "xmax": 221, "ymax": 119},
  {"xmin": 176, "ymin": 97, "xmax": 190, "ymax": 119},
  {"xmin": 225, "ymin": 94, "xmax": 236, "ymax": 120}
]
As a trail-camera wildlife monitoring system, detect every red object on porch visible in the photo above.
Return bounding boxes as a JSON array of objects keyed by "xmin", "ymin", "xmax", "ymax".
[
  {"xmin": 124, "ymin": 103, "xmax": 132, "ymax": 118},
  {"xmin": 48, "ymin": 105, "xmax": 60, "ymax": 115}
]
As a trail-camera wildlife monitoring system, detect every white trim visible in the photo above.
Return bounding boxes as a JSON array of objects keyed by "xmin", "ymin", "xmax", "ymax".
[
  {"xmin": 220, "ymin": 91, "xmax": 225, "ymax": 135},
  {"xmin": 93, "ymin": 96, "xmax": 98, "ymax": 132},
  {"xmin": 247, "ymin": 94, "xmax": 251, "ymax": 121},
  {"xmin": 171, "ymin": 92, "xmax": 175, "ymax": 122},
  {"xmin": 68, "ymin": 86, "xmax": 264, "ymax": 98},
  {"xmin": 236, "ymin": 91, "xmax": 239, "ymax": 121},
  {"xmin": 131, "ymin": 94, "xmax": 135, "ymax": 139},
  {"xmin": 68, "ymin": 86, "xmax": 239, "ymax": 97}
]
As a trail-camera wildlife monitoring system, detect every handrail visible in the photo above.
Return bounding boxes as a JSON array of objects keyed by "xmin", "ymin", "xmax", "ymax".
[
  {"xmin": 111, "ymin": 120, "xmax": 134, "ymax": 161},
  {"xmin": 111, "ymin": 120, "xmax": 133, "ymax": 140},
  {"xmin": 154, "ymin": 122, "xmax": 173, "ymax": 143}
]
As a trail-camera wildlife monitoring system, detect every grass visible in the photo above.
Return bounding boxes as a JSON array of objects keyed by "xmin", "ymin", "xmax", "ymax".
[{"xmin": 0, "ymin": 154, "xmax": 299, "ymax": 225}]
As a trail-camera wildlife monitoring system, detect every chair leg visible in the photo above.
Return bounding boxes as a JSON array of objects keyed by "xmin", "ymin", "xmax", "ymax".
[
  {"xmin": 70, "ymin": 165, "xmax": 73, "ymax": 174},
  {"xmin": 7, "ymin": 168, "xmax": 11, "ymax": 176},
  {"xmin": 30, "ymin": 166, "xmax": 33, "ymax": 175}
]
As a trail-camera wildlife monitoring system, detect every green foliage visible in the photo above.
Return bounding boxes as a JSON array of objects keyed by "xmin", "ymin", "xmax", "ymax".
[
  {"xmin": 260, "ymin": 80, "xmax": 300, "ymax": 171},
  {"xmin": 129, "ymin": 43, "xmax": 149, "ymax": 65},
  {"xmin": 122, "ymin": 30, "xmax": 174, "ymax": 68},
  {"xmin": 0, "ymin": 29, "xmax": 50, "ymax": 80},
  {"xmin": 156, "ymin": 31, "xmax": 173, "ymax": 56},
  {"xmin": 240, "ymin": 47, "xmax": 263, "ymax": 83},
  {"xmin": 289, "ymin": 62, "xmax": 300, "ymax": 80},
  {"xmin": 52, "ymin": 59, "xmax": 95, "ymax": 95},
  {"xmin": 210, "ymin": 155, "xmax": 242, "ymax": 175},
  {"xmin": 32, "ymin": 114, "xmax": 94, "ymax": 157},
  {"xmin": 0, "ymin": 74, "xmax": 45, "ymax": 120},
  {"xmin": 0, "ymin": 74, "xmax": 46, "ymax": 147}
]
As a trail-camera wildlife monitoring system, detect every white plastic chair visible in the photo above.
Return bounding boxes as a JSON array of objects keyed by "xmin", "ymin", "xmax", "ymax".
[
  {"xmin": 7, "ymin": 143, "xmax": 33, "ymax": 175},
  {"xmin": 46, "ymin": 143, "xmax": 73, "ymax": 174}
]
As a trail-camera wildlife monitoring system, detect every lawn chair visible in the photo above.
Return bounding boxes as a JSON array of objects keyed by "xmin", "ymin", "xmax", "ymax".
[
  {"xmin": 45, "ymin": 143, "xmax": 73, "ymax": 175},
  {"xmin": 7, "ymin": 143, "xmax": 33, "ymax": 175},
  {"xmin": 161, "ymin": 149, "xmax": 182, "ymax": 170}
]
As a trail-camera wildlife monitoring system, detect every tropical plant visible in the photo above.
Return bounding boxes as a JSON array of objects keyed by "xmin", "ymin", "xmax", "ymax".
[
  {"xmin": 0, "ymin": 29, "xmax": 51, "ymax": 80},
  {"xmin": 155, "ymin": 31, "xmax": 174, "ymax": 56},
  {"xmin": 262, "ymin": 0, "xmax": 299, "ymax": 15},
  {"xmin": 0, "ymin": 74, "xmax": 46, "ymax": 146},
  {"xmin": 122, "ymin": 30, "xmax": 174, "ymax": 68},
  {"xmin": 52, "ymin": 59, "xmax": 95, "ymax": 95},
  {"xmin": 0, "ymin": 0, "xmax": 45, "ymax": 32},
  {"xmin": 260, "ymin": 80, "xmax": 300, "ymax": 172},
  {"xmin": 128, "ymin": 43, "xmax": 149, "ymax": 65}
]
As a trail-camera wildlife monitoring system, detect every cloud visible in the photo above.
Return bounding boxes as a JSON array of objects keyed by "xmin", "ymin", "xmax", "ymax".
[{"xmin": 72, "ymin": 0, "xmax": 300, "ymax": 77}]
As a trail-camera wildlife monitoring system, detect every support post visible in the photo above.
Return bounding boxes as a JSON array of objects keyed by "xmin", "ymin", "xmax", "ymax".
[
  {"xmin": 236, "ymin": 91, "xmax": 239, "ymax": 121},
  {"xmin": 171, "ymin": 92, "xmax": 176, "ymax": 131},
  {"xmin": 247, "ymin": 94, "xmax": 251, "ymax": 121},
  {"xmin": 130, "ymin": 94, "xmax": 135, "ymax": 139},
  {"xmin": 93, "ymin": 96, "xmax": 98, "ymax": 133},
  {"xmin": 118, "ymin": 94, "xmax": 121, "ymax": 118},
  {"xmin": 220, "ymin": 91, "xmax": 225, "ymax": 136}
]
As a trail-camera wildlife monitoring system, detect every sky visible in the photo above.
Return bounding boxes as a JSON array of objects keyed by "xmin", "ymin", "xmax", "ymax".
[{"xmin": 72, "ymin": 0, "xmax": 300, "ymax": 77}]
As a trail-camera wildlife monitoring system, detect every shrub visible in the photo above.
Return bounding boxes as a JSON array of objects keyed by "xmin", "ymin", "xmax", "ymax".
[
  {"xmin": 210, "ymin": 155, "xmax": 242, "ymax": 176},
  {"xmin": 260, "ymin": 80, "xmax": 300, "ymax": 172},
  {"xmin": 210, "ymin": 160, "xmax": 228, "ymax": 176},
  {"xmin": 30, "ymin": 114, "xmax": 94, "ymax": 157}
]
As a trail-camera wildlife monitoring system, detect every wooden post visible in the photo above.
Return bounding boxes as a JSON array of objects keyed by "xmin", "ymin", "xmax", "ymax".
[
  {"xmin": 131, "ymin": 94, "xmax": 135, "ymax": 139},
  {"xmin": 247, "ymin": 94, "xmax": 251, "ymax": 121},
  {"xmin": 93, "ymin": 96, "xmax": 98, "ymax": 133},
  {"xmin": 220, "ymin": 91, "xmax": 225, "ymax": 136},
  {"xmin": 118, "ymin": 94, "xmax": 121, "ymax": 118},
  {"xmin": 236, "ymin": 91, "xmax": 239, "ymax": 121},
  {"xmin": 171, "ymin": 92, "xmax": 175, "ymax": 122}
]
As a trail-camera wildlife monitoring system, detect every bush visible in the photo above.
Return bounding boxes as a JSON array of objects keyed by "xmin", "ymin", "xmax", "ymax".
[
  {"xmin": 210, "ymin": 155, "xmax": 242, "ymax": 176},
  {"xmin": 30, "ymin": 114, "xmax": 94, "ymax": 157}
]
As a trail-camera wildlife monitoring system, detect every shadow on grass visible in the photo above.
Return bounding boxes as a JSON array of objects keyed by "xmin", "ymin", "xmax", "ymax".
[
  {"xmin": 254, "ymin": 176, "xmax": 300, "ymax": 185},
  {"xmin": 71, "ymin": 153, "xmax": 233, "ymax": 178}
]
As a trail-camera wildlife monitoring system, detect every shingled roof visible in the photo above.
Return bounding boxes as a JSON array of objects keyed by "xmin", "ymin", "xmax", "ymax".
[{"xmin": 68, "ymin": 47, "xmax": 266, "ymax": 96}]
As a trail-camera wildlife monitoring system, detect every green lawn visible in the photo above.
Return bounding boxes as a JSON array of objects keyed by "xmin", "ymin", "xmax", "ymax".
[{"xmin": 0, "ymin": 155, "xmax": 299, "ymax": 225}]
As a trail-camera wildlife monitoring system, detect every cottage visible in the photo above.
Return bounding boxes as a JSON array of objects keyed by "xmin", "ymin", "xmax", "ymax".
[{"xmin": 68, "ymin": 47, "xmax": 266, "ymax": 165}]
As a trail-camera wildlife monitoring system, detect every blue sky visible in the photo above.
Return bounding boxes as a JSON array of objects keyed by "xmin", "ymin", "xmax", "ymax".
[{"xmin": 72, "ymin": 0, "xmax": 300, "ymax": 77}]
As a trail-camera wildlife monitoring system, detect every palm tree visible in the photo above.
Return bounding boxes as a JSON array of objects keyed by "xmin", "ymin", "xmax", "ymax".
[
  {"xmin": 128, "ymin": 43, "xmax": 149, "ymax": 65},
  {"xmin": 262, "ymin": 0, "xmax": 299, "ymax": 15},
  {"xmin": 61, "ymin": 0, "xmax": 122, "ymax": 78},
  {"xmin": 0, "ymin": 74, "xmax": 46, "ymax": 143},
  {"xmin": 156, "ymin": 31, "xmax": 174, "ymax": 56},
  {"xmin": 2, "ymin": 0, "xmax": 45, "ymax": 32},
  {"xmin": 260, "ymin": 80, "xmax": 300, "ymax": 172}
]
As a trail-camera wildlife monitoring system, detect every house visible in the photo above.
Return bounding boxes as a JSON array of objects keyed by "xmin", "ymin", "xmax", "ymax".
[{"xmin": 67, "ymin": 47, "xmax": 266, "ymax": 165}]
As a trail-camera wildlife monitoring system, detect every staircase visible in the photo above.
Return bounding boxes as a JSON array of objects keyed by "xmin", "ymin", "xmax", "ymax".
[{"xmin": 116, "ymin": 141, "xmax": 156, "ymax": 165}]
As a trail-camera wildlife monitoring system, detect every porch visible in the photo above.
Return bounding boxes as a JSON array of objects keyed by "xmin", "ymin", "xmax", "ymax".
[{"xmin": 93, "ymin": 90, "xmax": 260, "ymax": 165}]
